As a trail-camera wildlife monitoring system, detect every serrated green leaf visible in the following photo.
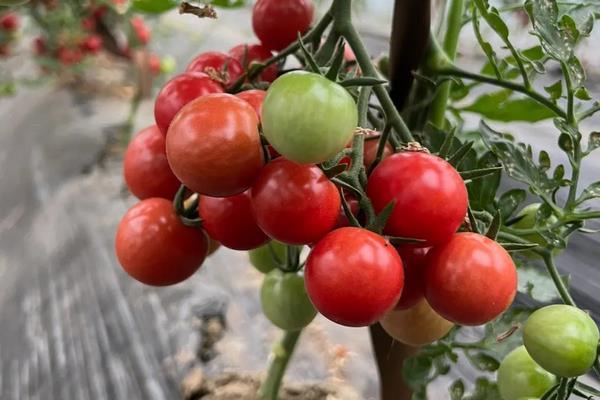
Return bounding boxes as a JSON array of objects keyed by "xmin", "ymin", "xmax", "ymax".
[
  {"xmin": 463, "ymin": 90, "xmax": 555, "ymax": 122},
  {"xmin": 473, "ymin": 5, "xmax": 502, "ymax": 79},
  {"xmin": 544, "ymin": 80, "xmax": 562, "ymax": 100},
  {"xmin": 525, "ymin": 0, "xmax": 577, "ymax": 62},
  {"xmin": 498, "ymin": 189, "xmax": 527, "ymax": 220}
]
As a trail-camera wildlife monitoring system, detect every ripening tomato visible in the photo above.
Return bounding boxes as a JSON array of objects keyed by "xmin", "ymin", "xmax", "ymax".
[
  {"xmin": 523, "ymin": 305, "xmax": 599, "ymax": 377},
  {"xmin": 186, "ymin": 51, "xmax": 244, "ymax": 88},
  {"xmin": 80, "ymin": 35, "xmax": 103, "ymax": 54},
  {"xmin": 252, "ymin": 0, "xmax": 314, "ymax": 51},
  {"xmin": 0, "ymin": 12, "xmax": 18, "ymax": 31},
  {"xmin": 198, "ymin": 190, "xmax": 269, "ymax": 251},
  {"xmin": 261, "ymin": 269, "xmax": 316, "ymax": 331},
  {"xmin": 115, "ymin": 198, "xmax": 208, "ymax": 286},
  {"xmin": 262, "ymin": 71, "xmax": 358, "ymax": 164},
  {"xmin": 367, "ymin": 151, "xmax": 468, "ymax": 245},
  {"xmin": 154, "ymin": 72, "xmax": 224, "ymax": 135},
  {"xmin": 166, "ymin": 93, "xmax": 264, "ymax": 197},
  {"xmin": 395, "ymin": 246, "xmax": 430, "ymax": 310},
  {"xmin": 425, "ymin": 232, "xmax": 517, "ymax": 326},
  {"xmin": 380, "ymin": 299, "xmax": 454, "ymax": 347},
  {"xmin": 251, "ymin": 158, "xmax": 340, "ymax": 245},
  {"xmin": 235, "ymin": 89, "xmax": 266, "ymax": 121},
  {"xmin": 497, "ymin": 346, "xmax": 557, "ymax": 400},
  {"xmin": 229, "ymin": 43, "xmax": 278, "ymax": 82},
  {"xmin": 305, "ymin": 227, "xmax": 404, "ymax": 326},
  {"xmin": 123, "ymin": 125, "xmax": 180, "ymax": 200},
  {"xmin": 248, "ymin": 241, "xmax": 287, "ymax": 273}
]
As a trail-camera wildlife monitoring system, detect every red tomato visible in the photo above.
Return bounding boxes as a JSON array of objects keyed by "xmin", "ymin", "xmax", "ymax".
[
  {"xmin": 252, "ymin": 0, "xmax": 314, "ymax": 51},
  {"xmin": 305, "ymin": 227, "xmax": 404, "ymax": 326},
  {"xmin": 425, "ymin": 232, "xmax": 517, "ymax": 326},
  {"xmin": 148, "ymin": 53, "xmax": 161, "ymax": 75},
  {"xmin": 166, "ymin": 93, "xmax": 264, "ymax": 197},
  {"xmin": 367, "ymin": 151, "xmax": 468, "ymax": 245},
  {"xmin": 115, "ymin": 198, "xmax": 208, "ymax": 286},
  {"xmin": 199, "ymin": 190, "xmax": 269, "ymax": 251},
  {"xmin": 80, "ymin": 35, "xmax": 103, "ymax": 54},
  {"xmin": 395, "ymin": 246, "xmax": 430, "ymax": 310},
  {"xmin": 229, "ymin": 43, "xmax": 278, "ymax": 82},
  {"xmin": 335, "ymin": 195, "xmax": 359, "ymax": 228},
  {"xmin": 251, "ymin": 158, "xmax": 340, "ymax": 245},
  {"xmin": 154, "ymin": 72, "xmax": 223, "ymax": 135},
  {"xmin": 57, "ymin": 47, "xmax": 84, "ymax": 65},
  {"xmin": 340, "ymin": 132, "xmax": 394, "ymax": 170},
  {"xmin": 0, "ymin": 13, "xmax": 19, "ymax": 31},
  {"xmin": 130, "ymin": 16, "xmax": 150, "ymax": 45},
  {"xmin": 235, "ymin": 89, "xmax": 266, "ymax": 121},
  {"xmin": 186, "ymin": 51, "xmax": 244, "ymax": 88},
  {"xmin": 123, "ymin": 125, "xmax": 180, "ymax": 200},
  {"xmin": 33, "ymin": 37, "xmax": 46, "ymax": 55},
  {"xmin": 81, "ymin": 17, "xmax": 96, "ymax": 31}
]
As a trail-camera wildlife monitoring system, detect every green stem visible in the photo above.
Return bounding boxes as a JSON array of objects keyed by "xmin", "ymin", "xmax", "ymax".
[
  {"xmin": 561, "ymin": 61, "xmax": 582, "ymax": 209},
  {"xmin": 428, "ymin": 0, "xmax": 466, "ymax": 128},
  {"xmin": 577, "ymin": 102, "xmax": 600, "ymax": 121},
  {"xmin": 434, "ymin": 66, "xmax": 567, "ymax": 119},
  {"xmin": 542, "ymin": 253, "xmax": 576, "ymax": 307},
  {"xmin": 257, "ymin": 330, "xmax": 302, "ymax": 400}
]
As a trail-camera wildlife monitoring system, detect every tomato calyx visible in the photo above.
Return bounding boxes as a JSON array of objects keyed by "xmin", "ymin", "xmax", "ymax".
[
  {"xmin": 173, "ymin": 185, "xmax": 203, "ymax": 228},
  {"xmin": 400, "ymin": 141, "xmax": 430, "ymax": 153}
]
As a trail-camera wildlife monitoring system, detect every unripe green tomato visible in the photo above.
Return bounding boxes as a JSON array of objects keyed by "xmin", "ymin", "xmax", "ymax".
[
  {"xmin": 512, "ymin": 203, "xmax": 557, "ymax": 245},
  {"xmin": 523, "ymin": 304, "xmax": 599, "ymax": 377},
  {"xmin": 261, "ymin": 71, "xmax": 358, "ymax": 164},
  {"xmin": 497, "ymin": 345, "xmax": 556, "ymax": 400},
  {"xmin": 260, "ymin": 269, "xmax": 316, "ymax": 331},
  {"xmin": 0, "ymin": 0, "xmax": 29, "ymax": 5},
  {"xmin": 248, "ymin": 241, "xmax": 286, "ymax": 274},
  {"xmin": 160, "ymin": 56, "xmax": 176, "ymax": 74}
]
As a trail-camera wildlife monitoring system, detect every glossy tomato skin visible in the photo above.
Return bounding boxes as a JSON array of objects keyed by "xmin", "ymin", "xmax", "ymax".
[
  {"xmin": 186, "ymin": 51, "xmax": 244, "ymax": 88},
  {"xmin": 198, "ymin": 190, "xmax": 268, "ymax": 251},
  {"xmin": 262, "ymin": 71, "xmax": 358, "ymax": 164},
  {"xmin": 497, "ymin": 346, "xmax": 557, "ymax": 400},
  {"xmin": 166, "ymin": 93, "xmax": 264, "ymax": 197},
  {"xmin": 395, "ymin": 246, "xmax": 431, "ymax": 310},
  {"xmin": 123, "ymin": 125, "xmax": 180, "ymax": 200},
  {"xmin": 252, "ymin": 0, "xmax": 314, "ymax": 51},
  {"xmin": 261, "ymin": 269, "xmax": 317, "ymax": 331},
  {"xmin": 425, "ymin": 232, "xmax": 517, "ymax": 326},
  {"xmin": 154, "ymin": 72, "xmax": 223, "ymax": 135},
  {"xmin": 115, "ymin": 198, "xmax": 208, "ymax": 286},
  {"xmin": 235, "ymin": 89, "xmax": 266, "ymax": 121},
  {"xmin": 523, "ymin": 305, "xmax": 599, "ymax": 377},
  {"xmin": 248, "ymin": 241, "xmax": 287, "ymax": 273},
  {"xmin": 305, "ymin": 227, "xmax": 404, "ymax": 327},
  {"xmin": 367, "ymin": 152, "xmax": 468, "ymax": 245},
  {"xmin": 229, "ymin": 44, "xmax": 277, "ymax": 82},
  {"xmin": 380, "ymin": 299, "xmax": 454, "ymax": 347},
  {"xmin": 251, "ymin": 158, "xmax": 340, "ymax": 245}
]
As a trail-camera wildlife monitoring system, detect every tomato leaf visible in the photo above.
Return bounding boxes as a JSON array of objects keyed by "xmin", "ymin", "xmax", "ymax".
[
  {"xmin": 464, "ymin": 377, "xmax": 502, "ymax": 400},
  {"xmin": 438, "ymin": 127, "xmax": 456, "ymax": 158},
  {"xmin": 517, "ymin": 262, "xmax": 561, "ymax": 302},
  {"xmin": 339, "ymin": 77, "xmax": 388, "ymax": 87},
  {"xmin": 450, "ymin": 379, "xmax": 465, "ymax": 400},
  {"xmin": 577, "ymin": 181, "xmax": 600, "ymax": 204},
  {"xmin": 207, "ymin": 0, "xmax": 248, "ymax": 7},
  {"xmin": 468, "ymin": 151, "xmax": 502, "ymax": 212},
  {"xmin": 485, "ymin": 211, "xmax": 501, "ymax": 240},
  {"xmin": 368, "ymin": 200, "xmax": 396, "ymax": 234},
  {"xmin": 498, "ymin": 189, "xmax": 527, "ymax": 221},
  {"xmin": 447, "ymin": 141, "xmax": 474, "ymax": 168},
  {"xmin": 131, "ymin": 0, "xmax": 178, "ymax": 13},
  {"xmin": 462, "ymin": 90, "xmax": 555, "ymax": 122},
  {"xmin": 465, "ymin": 351, "xmax": 500, "ymax": 372},
  {"xmin": 460, "ymin": 166, "xmax": 503, "ymax": 181},
  {"xmin": 296, "ymin": 33, "xmax": 321, "ymax": 74},
  {"xmin": 586, "ymin": 131, "xmax": 600, "ymax": 154},
  {"xmin": 324, "ymin": 38, "xmax": 346, "ymax": 81},
  {"xmin": 500, "ymin": 242, "xmax": 539, "ymax": 252}
]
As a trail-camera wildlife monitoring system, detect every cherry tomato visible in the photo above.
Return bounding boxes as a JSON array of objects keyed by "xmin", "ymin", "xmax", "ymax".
[
  {"xmin": 115, "ymin": 198, "xmax": 208, "ymax": 286},
  {"xmin": 380, "ymin": 299, "xmax": 454, "ymax": 347},
  {"xmin": 497, "ymin": 346, "xmax": 556, "ymax": 400},
  {"xmin": 248, "ymin": 241, "xmax": 287, "ymax": 274},
  {"xmin": 367, "ymin": 151, "xmax": 468, "ymax": 245},
  {"xmin": 166, "ymin": 93, "xmax": 264, "ymax": 197},
  {"xmin": 425, "ymin": 232, "xmax": 517, "ymax": 326},
  {"xmin": 305, "ymin": 227, "xmax": 404, "ymax": 327},
  {"xmin": 229, "ymin": 43, "xmax": 278, "ymax": 82},
  {"xmin": 523, "ymin": 304, "xmax": 599, "ymax": 377},
  {"xmin": 57, "ymin": 47, "xmax": 83, "ymax": 65},
  {"xmin": 340, "ymin": 132, "xmax": 394, "ymax": 170},
  {"xmin": 0, "ymin": 12, "xmax": 18, "ymax": 31},
  {"xmin": 80, "ymin": 35, "xmax": 103, "ymax": 54},
  {"xmin": 261, "ymin": 269, "xmax": 316, "ymax": 331},
  {"xmin": 251, "ymin": 158, "xmax": 340, "ymax": 245},
  {"xmin": 252, "ymin": 0, "xmax": 314, "ymax": 51},
  {"xmin": 130, "ymin": 16, "xmax": 150, "ymax": 45},
  {"xmin": 198, "ymin": 190, "xmax": 269, "ymax": 251},
  {"xmin": 235, "ymin": 89, "xmax": 266, "ymax": 121},
  {"xmin": 395, "ymin": 246, "xmax": 430, "ymax": 310},
  {"xmin": 123, "ymin": 125, "xmax": 180, "ymax": 200},
  {"xmin": 335, "ymin": 194, "xmax": 359, "ymax": 228},
  {"xmin": 186, "ymin": 51, "xmax": 244, "ymax": 88},
  {"xmin": 262, "ymin": 71, "xmax": 358, "ymax": 164},
  {"xmin": 148, "ymin": 53, "xmax": 161, "ymax": 75},
  {"xmin": 154, "ymin": 72, "xmax": 224, "ymax": 135}
]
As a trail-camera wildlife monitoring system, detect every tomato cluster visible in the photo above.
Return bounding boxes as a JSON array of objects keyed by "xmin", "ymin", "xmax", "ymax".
[
  {"xmin": 0, "ymin": 11, "xmax": 19, "ymax": 57},
  {"xmin": 115, "ymin": 0, "xmax": 520, "ymax": 347}
]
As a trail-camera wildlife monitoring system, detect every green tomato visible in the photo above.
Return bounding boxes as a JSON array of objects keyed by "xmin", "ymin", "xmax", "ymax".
[
  {"xmin": 248, "ymin": 241, "xmax": 287, "ymax": 274},
  {"xmin": 497, "ymin": 345, "xmax": 556, "ymax": 400},
  {"xmin": 0, "ymin": 0, "xmax": 29, "ymax": 5},
  {"xmin": 512, "ymin": 203, "xmax": 563, "ymax": 258},
  {"xmin": 131, "ymin": 0, "xmax": 177, "ymax": 13},
  {"xmin": 260, "ymin": 269, "xmax": 316, "ymax": 331},
  {"xmin": 262, "ymin": 71, "xmax": 358, "ymax": 164},
  {"xmin": 523, "ymin": 304, "xmax": 599, "ymax": 377}
]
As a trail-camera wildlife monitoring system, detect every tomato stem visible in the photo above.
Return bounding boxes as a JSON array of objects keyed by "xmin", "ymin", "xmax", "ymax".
[
  {"xmin": 542, "ymin": 253, "xmax": 576, "ymax": 307},
  {"xmin": 257, "ymin": 329, "xmax": 302, "ymax": 400}
]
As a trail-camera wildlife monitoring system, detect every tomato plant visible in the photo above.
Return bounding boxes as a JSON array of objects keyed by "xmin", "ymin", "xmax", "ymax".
[
  {"xmin": 115, "ymin": 198, "xmax": 208, "ymax": 286},
  {"xmin": 305, "ymin": 227, "xmax": 404, "ymax": 327},
  {"xmin": 260, "ymin": 269, "xmax": 316, "ymax": 331},
  {"xmin": 166, "ymin": 93, "xmax": 264, "ymax": 197},
  {"xmin": 261, "ymin": 71, "xmax": 358, "ymax": 164},
  {"xmin": 523, "ymin": 305, "xmax": 599, "ymax": 377},
  {"xmin": 123, "ymin": 125, "xmax": 180, "ymax": 200},
  {"xmin": 497, "ymin": 346, "xmax": 556, "ymax": 400}
]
